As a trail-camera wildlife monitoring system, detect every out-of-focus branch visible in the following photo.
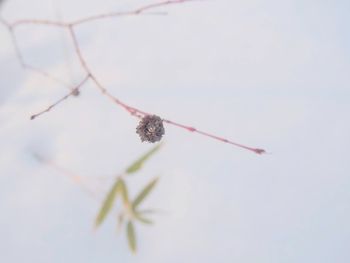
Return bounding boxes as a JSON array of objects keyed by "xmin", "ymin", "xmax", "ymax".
[
  {"xmin": 1, "ymin": 18, "xmax": 78, "ymax": 92},
  {"xmin": 33, "ymin": 153, "xmax": 99, "ymax": 199},
  {"xmin": 33, "ymin": 153, "xmax": 119, "ymax": 199}
]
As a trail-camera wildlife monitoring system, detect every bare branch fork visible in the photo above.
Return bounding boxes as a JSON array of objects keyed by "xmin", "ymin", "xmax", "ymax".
[{"xmin": 0, "ymin": 0, "xmax": 266, "ymax": 154}]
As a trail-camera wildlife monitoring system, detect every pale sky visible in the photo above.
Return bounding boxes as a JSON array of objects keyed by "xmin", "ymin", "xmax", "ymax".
[{"xmin": 0, "ymin": 0, "xmax": 349, "ymax": 262}]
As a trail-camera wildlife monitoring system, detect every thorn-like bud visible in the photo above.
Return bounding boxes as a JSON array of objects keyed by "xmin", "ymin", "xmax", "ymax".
[
  {"xmin": 72, "ymin": 89, "xmax": 80, "ymax": 97},
  {"xmin": 136, "ymin": 115, "xmax": 165, "ymax": 143},
  {"xmin": 254, "ymin": 149, "xmax": 266, "ymax": 154}
]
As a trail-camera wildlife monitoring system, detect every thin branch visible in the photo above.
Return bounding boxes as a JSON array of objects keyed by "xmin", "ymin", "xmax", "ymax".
[
  {"xmin": 4, "ymin": 0, "xmax": 266, "ymax": 154},
  {"xmin": 23, "ymin": 63, "xmax": 74, "ymax": 90},
  {"xmin": 10, "ymin": 19, "xmax": 67, "ymax": 28},
  {"xmin": 8, "ymin": 28, "xmax": 26, "ymax": 66},
  {"xmin": 133, "ymin": 0, "xmax": 194, "ymax": 14},
  {"xmin": 33, "ymin": 153, "xmax": 98, "ymax": 199},
  {"xmin": 70, "ymin": 0, "xmax": 194, "ymax": 26},
  {"xmin": 30, "ymin": 75, "xmax": 89, "ymax": 120},
  {"xmin": 68, "ymin": 26, "xmax": 147, "ymax": 118},
  {"xmin": 3, "ymin": 25, "xmax": 77, "ymax": 91},
  {"xmin": 6, "ymin": 0, "xmax": 194, "ymax": 29},
  {"xmin": 163, "ymin": 119, "xmax": 266, "ymax": 154}
]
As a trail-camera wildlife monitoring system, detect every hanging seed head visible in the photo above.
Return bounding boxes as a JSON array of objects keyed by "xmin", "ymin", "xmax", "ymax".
[{"xmin": 136, "ymin": 115, "xmax": 165, "ymax": 143}]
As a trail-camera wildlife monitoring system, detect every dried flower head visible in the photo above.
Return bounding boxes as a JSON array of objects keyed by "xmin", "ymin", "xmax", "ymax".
[{"xmin": 136, "ymin": 115, "xmax": 165, "ymax": 143}]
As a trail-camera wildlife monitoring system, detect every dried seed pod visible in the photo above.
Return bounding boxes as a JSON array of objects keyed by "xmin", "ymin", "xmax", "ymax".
[{"xmin": 136, "ymin": 115, "xmax": 165, "ymax": 143}]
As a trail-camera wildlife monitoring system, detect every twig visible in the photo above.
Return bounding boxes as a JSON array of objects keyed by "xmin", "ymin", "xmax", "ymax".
[
  {"xmin": 3, "ymin": 0, "xmax": 266, "ymax": 154},
  {"xmin": 23, "ymin": 64, "xmax": 74, "ymax": 90},
  {"xmin": 33, "ymin": 153, "xmax": 98, "ymax": 199},
  {"xmin": 2, "ymin": 20, "xmax": 78, "ymax": 91},
  {"xmin": 30, "ymin": 75, "xmax": 89, "ymax": 120},
  {"xmin": 68, "ymin": 26, "xmax": 148, "ymax": 118},
  {"xmin": 163, "ymin": 119, "xmax": 265, "ymax": 154},
  {"xmin": 11, "ymin": 19, "xmax": 67, "ymax": 28},
  {"xmin": 70, "ymin": 0, "xmax": 195, "ymax": 26}
]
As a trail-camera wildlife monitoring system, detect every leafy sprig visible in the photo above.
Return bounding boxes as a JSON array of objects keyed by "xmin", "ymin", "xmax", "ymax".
[{"xmin": 95, "ymin": 144, "xmax": 162, "ymax": 253}]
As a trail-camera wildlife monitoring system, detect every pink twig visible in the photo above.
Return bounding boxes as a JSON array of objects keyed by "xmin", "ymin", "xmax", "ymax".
[
  {"xmin": 163, "ymin": 119, "xmax": 265, "ymax": 154},
  {"xmin": 30, "ymin": 75, "xmax": 89, "ymax": 120},
  {"xmin": 23, "ymin": 64, "xmax": 74, "ymax": 91},
  {"xmin": 2, "ymin": 22, "xmax": 77, "ymax": 91},
  {"xmin": 8, "ymin": 28, "xmax": 25, "ymax": 66},
  {"xmin": 3, "ymin": 0, "xmax": 266, "ymax": 154},
  {"xmin": 33, "ymin": 153, "xmax": 99, "ymax": 199},
  {"xmin": 10, "ymin": 19, "xmax": 67, "ymax": 28},
  {"xmin": 68, "ymin": 26, "xmax": 148, "ymax": 118},
  {"xmin": 70, "ymin": 0, "xmax": 195, "ymax": 26}
]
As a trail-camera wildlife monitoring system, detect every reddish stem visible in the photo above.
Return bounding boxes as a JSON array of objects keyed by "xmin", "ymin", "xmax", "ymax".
[
  {"xmin": 163, "ymin": 119, "xmax": 265, "ymax": 154},
  {"xmin": 2, "ymin": 0, "xmax": 266, "ymax": 154},
  {"xmin": 30, "ymin": 75, "xmax": 90, "ymax": 120}
]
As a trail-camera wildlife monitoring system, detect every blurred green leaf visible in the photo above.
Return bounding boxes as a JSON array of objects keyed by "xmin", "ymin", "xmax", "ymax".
[
  {"xmin": 137, "ymin": 209, "xmax": 166, "ymax": 215},
  {"xmin": 95, "ymin": 179, "xmax": 121, "ymax": 227},
  {"xmin": 125, "ymin": 143, "xmax": 162, "ymax": 174},
  {"xmin": 132, "ymin": 177, "xmax": 159, "ymax": 209},
  {"xmin": 127, "ymin": 221, "xmax": 137, "ymax": 253},
  {"xmin": 134, "ymin": 212, "xmax": 153, "ymax": 225},
  {"xmin": 119, "ymin": 178, "xmax": 129, "ymax": 205}
]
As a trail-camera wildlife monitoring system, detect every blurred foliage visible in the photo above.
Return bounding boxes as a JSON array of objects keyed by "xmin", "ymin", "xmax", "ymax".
[
  {"xmin": 95, "ymin": 143, "xmax": 163, "ymax": 253},
  {"xmin": 95, "ymin": 180, "xmax": 122, "ymax": 227},
  {"xmin": 127, "ymin": 221, "xmax": 136, "ymax": 253},
  {"xmin": 133, "ymin": 178, "xmax": 159, "ymax": 210},
  {"xmin": 125, "ymin": 143, "xmax": 162, "ymax": 174}
]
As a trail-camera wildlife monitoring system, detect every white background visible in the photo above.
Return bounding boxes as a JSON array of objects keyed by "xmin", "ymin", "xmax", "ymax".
[{"xmin": 0, "ymin": 0, "xmax": 349, "ymax": 262}]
